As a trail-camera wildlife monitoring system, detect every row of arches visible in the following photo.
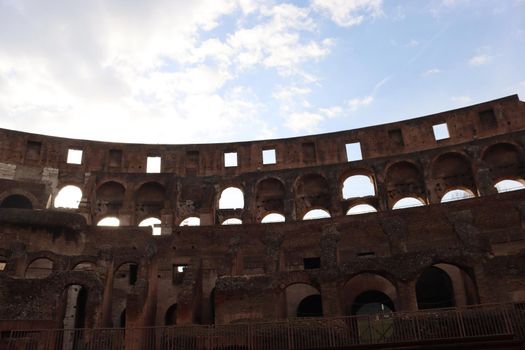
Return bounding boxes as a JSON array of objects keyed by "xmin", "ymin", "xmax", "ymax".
[{"xmin": 284, "ymin": 263, "xmax": 478, "ymax": 319}]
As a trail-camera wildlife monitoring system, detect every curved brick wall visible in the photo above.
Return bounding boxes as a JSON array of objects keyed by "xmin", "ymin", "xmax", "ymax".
[{"xmin": 0, "ymin": 95, "xmax": 524, "ymax": 332}]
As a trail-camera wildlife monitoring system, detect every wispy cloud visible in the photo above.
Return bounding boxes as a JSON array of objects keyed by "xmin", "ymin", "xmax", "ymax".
[
  {"xmin": 311, "ymin": 0, "xmax": 383, "ymax": 27},
  {"xmin": 468, "ymin": 53, "xmax": 492, "ymax": 66},
  {"xmin": 348, "ymin": 96, "xmax": 374, "ymax": 112},
  {"xmin": 422, "ymin": 68, "xmax": 442, "ymax": 76}
]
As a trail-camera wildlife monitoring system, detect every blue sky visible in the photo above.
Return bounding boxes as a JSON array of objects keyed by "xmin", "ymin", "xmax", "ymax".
[{"xmin": 0, "ymin": 0, "xmax": 523, "ymax": 144}]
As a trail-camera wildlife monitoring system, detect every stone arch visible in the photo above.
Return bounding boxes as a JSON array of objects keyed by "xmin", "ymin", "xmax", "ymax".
[
  {"xmin": 482, "ymin": 142, "xmax": 525, "ymax": 182},
  {"xmin": 255, "ymin": 177, "xmax": 286, "ymax": 221},
  {"xmin": 25, "ymin": 257, "xmax": 54, "ymax": 278},
  {"xmin": 165, "ymin": 303, "xmax": 178, "ymax": 325},
  {"xmin": 415, "ymin": 263, "xmax": 478, "ymax": 310},
  {"xmin": 72, "ymin": 261, "xmax": 97, "ymax": 272},
  {"xmin": 218, "ymin": 186, "xmax": 244, "ymax": 210},
  {"xmin": 180, "ymin": 216, "xmax": 200, "ymax": 226},
  {"xmin": 347, "ymin": 204, "xmax": 377, "ymax": 215},
  {"xmin": 294, "ymin": 173, "xmax": 331, "ymax": 219},
  {"xmin": 302, "ymin": 208, "xmax": 331, "ymax": 220},
  {"xmin": 261, "ymin": 212, "xmax": 285, "ymax": 223},
  {"xmin": 392, "ymin": 196, "xmax": 426, "ymax": 210},
  {"xmin": 440, "ymin": 188, "xmax": 475, "ymax": 202},
  {"xmin": 54, "ymin": 185, "xmax": 83, "ymax": 209},
  {"xmin": 97, "ymin": 216, "xmax": 120, "ymax": 226},
  {"xmin": 139, "ymin": 217, "xmax": 161, "ymax": 235},
  {"xmin": 0, "ymin": 194, "xmax": 33, "ymax": 209},
  {"xmin": 284, "ymin": 283, "xmax": 322, "ymax": 318},
  {"xmin": 385, "ymin": 161, "xmax": 426, "ymax": 209},
  {"xmin": 340, "ymin": 273, "xmax": 398, "ymax": 316},
  {"xmin": 96, "ymin": 181, "xmax": 126, "ymax": 214},
  {"xmin": 341, "ymin": 174, "xmax": 376, "ymax": 199},
  {"xmin": 430, "ymin": 152, "xmax": 476, "ymax": 201},
  {"xmin": 135, "ymin": 181, "xmax": 166, "ymax": 219}
]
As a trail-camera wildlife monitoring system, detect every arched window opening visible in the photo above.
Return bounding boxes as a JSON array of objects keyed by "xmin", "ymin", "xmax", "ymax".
[
  {"xmin": 139, "ymin": 217, "xmax": 161, "ymax": 235},
  {"xmin": 351, "ymin": 291, "xmax": 395, "ymax": 315},
  {"xmin": 297, "ymin": 295, "xmax": 323, "ymax": 317},
  {"xmin": 495, "ymin": 179, "xmax": 525, "ymax": 193},
  {"xmin": 219, "ymin": 187, "xmax": 244, "ymax": 209},
  {"xmin": 135, "ymin": 182, "xmax": 165, "ymax": 216},
  {"xmin": 97, "ymin": 217, "xmax": 120, "ymax": 226},
  {"xmin": 25, "ymin": 258, "xmax": 53, "ymax": 279},
  {"xmin": 483, "ymin": 143, "xmax": 524, "ymax": 180},
  {"xmin": 0, "ymin": 194, "xmax": 32, "ymax": 209},
  {"xmin": 256, "ymin": 178, "xmax": 286, "ymax": 219},
  {"xmin": 261, "ymin": 213, "xmax": 285, "ymax": 223},
  {"xmin": 302, "ymin": 209, "xmax": 331, "ymax": 220},
  {"xmin": 346, "ymin": 204, "xmax": 377, "ymax": 215},
  {"xmin": 96, "ymin": 181, "xmax": 125, "ymax": 211},
  {"xmin": 441, "ymin": 189, "xmax": 475, "ymax": 202},
  {"xmin": 416, "ymin": 266, "xmax": 455, "ymax": 310},
  {"xmin": 392, "ymin": 197, "xmax": 425, "ymax": 210},
  {"xmin": 342, "ymin": 175, "xmax": 375, "ymax": 199},
  {"xmin": 295, "ymin": 174, "xmax": 331, "ymax": 218},
  {"xmin": 73, "ymin": 262, "xmax": 96, "ymax": 272},
  {"xmin": 180, "ymin": 217, "xmax": 200, "ymax": 226},
  {"xmin": 165, "ymin": 304, "xmax": 178, "ymax": 326},
  {"xmin": 386, "ymin": 161, "xmax": 425, "ymax": 208},
  {"xmin": 222, "ymin": 218, "xmax": 242, "ymax": 225},
  {"xmin": 54, "ymin": 185, "xmax": 82, "ymax": 209},
  {"xmin": 285, "ymin": 283, "xmax": 320, "ymax": 318}
]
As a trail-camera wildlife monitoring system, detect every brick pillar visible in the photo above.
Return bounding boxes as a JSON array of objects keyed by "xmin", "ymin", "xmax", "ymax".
[
  {"xmin": 320, "ymin": 282, "xmax": 342, "ymax": 316},
  {"xmin": 397, "ymin": 280, "xmax": 418, "ymax": 311}
]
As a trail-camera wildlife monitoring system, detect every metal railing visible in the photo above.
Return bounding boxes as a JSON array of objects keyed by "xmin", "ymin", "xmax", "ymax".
[{"xmin": 1, "ymin": 303, "xmax": 524, "ymax": 350}]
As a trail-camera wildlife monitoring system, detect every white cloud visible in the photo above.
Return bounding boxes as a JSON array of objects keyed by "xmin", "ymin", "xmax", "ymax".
[
  {"xmin": 468, "ymin": 53, "xmax": 492, "ymax": 66},
  {"xmin": 422, "ymin": 68, "xmax": 442, "ymax": 76},
  {"xmin": 451, "ymin": 96, "xmax": 472, "ymax": 104},
  {"xmin": 311, "ymin": 0, "xmax": 383, "ymax": 27},
  {"xmin": 0, "ymin": 0, "xmax": 336, "ymax": 143},
  {"xmin": 348, "ymin": 96, "xmax": 374, "ymax": 112},
  {"xmin": 285, "ymin": 112, "xmax": 324, "ymax": 133},
  {"xmin": 319, "ymin": 106, "xmax": 343, "ymax": 118}
]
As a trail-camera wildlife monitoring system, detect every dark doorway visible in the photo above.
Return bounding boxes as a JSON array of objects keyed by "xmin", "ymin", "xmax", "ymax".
[
  {"xmin": 165, "ymin": 304, "xmax": 177, "ymax": 326},
  {"xmin": 0, "ymin": 194, "xmax": 32, "ymax": 209},
  {"xmin": 416, "ymin": 266, "xmax": 455, "ymax": 309},
  {"xmin": 351, "ymin": 291, "xmax": 395, "ymax": 315},
  {"xmin": 296, "ymin": 294, "xmax": 323, "ymax": 317}
]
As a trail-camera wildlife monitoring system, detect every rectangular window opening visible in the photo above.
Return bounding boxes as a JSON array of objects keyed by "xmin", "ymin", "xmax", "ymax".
[
  {"xmin": 302, "ymin": 142, "xmax": 316, "ymax": 163},
  {"xmin": 388, "ymin": 129, "xmax": 404, "ymax": 146},
  {"xmin": 67, "ymin": 149, "xmax": 83, "ymax": 164},
  {"xmin": 432, "ymin": 123, "xmax": 450, "ymax": 140},
  {"xmin": 129, "ymin": 264, "xmax": 138, "ymax": 285},
  {"xmin": 0, "ymin": 261, "xmax": 6, "ymax": 271},
  {"xmin": 26, "ymin": 141, "xmax": 42, "ymax": 160},
  {"xmin": 345, "ymin": 142, "xmax": 363, "ymax": 162},
  {"xmin": 303, "ymin": 257, "xmax": 321, "ymax": 270},
  {"xmin": 172, "ymin": 264, "xmax": 188, "ymax": 284},
  {"xmin": 478, "ymin": 109, "xmax": 497, "ymax": 129},
  {"xmin": 109, "ymin": 149, "xmax": 123, "ymax": 167},
  {"xmin": 224, "ymin": 152, "xmax": 238, "ymax": 167},
  {"xmin": 357, "ymin": 251, "xmax": 376, "ymax": 258},
  {"xmin": 262, "ymin": 149, "xmax": 276, "ymax": 165},
  {"xmin": 147, "ymin": 156, "xmax": 161, "ymax": 173}
]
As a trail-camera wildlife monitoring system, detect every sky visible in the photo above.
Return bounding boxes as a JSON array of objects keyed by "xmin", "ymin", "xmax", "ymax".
[{"xmin": 0, "ymin": 0, "xmax": 524, "ymax": 144}]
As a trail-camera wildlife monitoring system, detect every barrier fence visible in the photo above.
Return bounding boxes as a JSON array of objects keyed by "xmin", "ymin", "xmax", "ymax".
[{"xmin": 1, "ymin": 303, "xmax": 524, "ymax": 350}]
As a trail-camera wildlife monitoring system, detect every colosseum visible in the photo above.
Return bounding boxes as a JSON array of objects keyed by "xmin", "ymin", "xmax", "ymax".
[{"xmin": 0, "ymin": 94, "xmax": 524, "ymax": 349}]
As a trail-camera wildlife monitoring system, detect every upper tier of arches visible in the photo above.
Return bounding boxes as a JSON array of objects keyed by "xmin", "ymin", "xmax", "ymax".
[{"xmin": 0, "ymin": 95, "xmax": 522, "ymax": 177}]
